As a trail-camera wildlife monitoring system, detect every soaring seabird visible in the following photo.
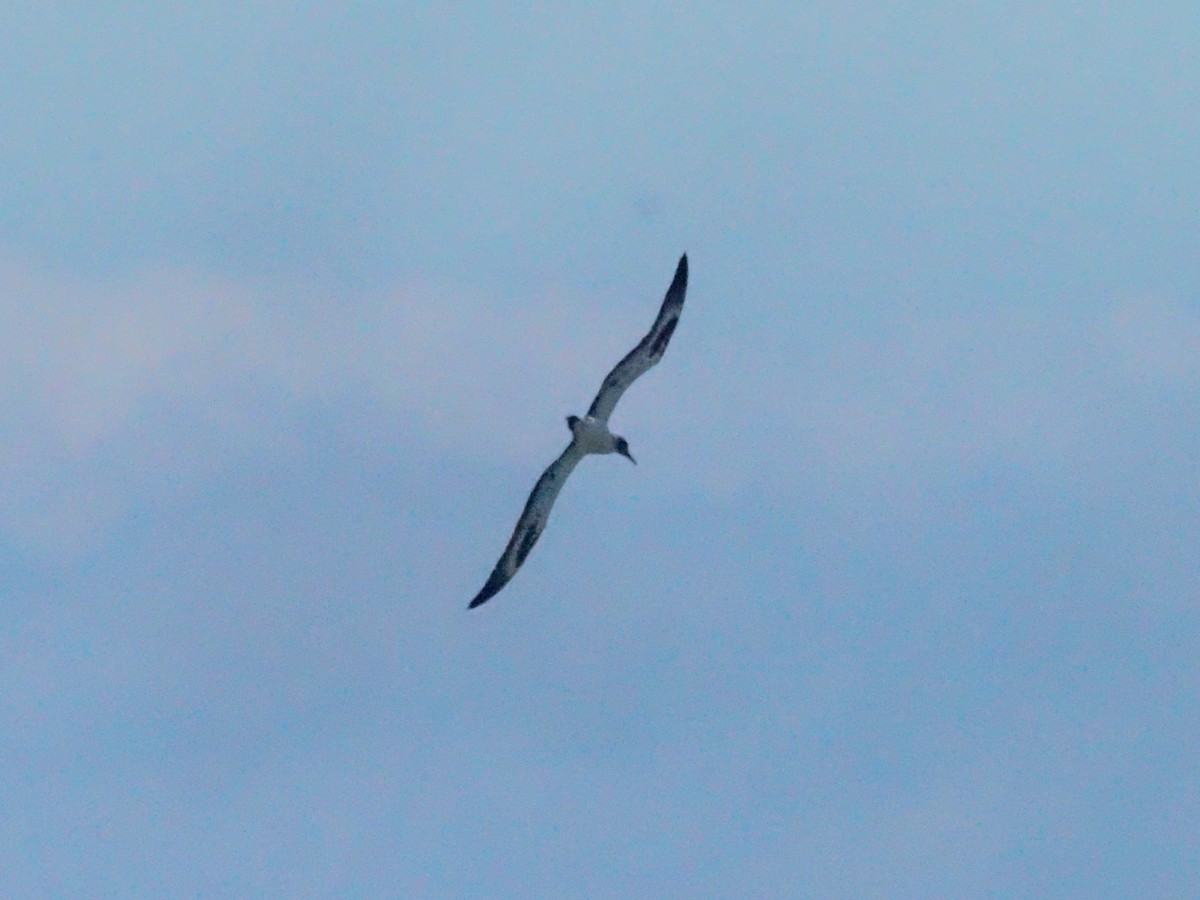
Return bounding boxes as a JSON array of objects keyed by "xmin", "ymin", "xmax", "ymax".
[{"xmin": 468, "ymin": 254, "xmax": 689, "ymax": 609}]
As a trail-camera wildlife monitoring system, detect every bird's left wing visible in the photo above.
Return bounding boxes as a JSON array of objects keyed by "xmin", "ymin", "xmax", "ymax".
[
  {"xmin": 468, "ymin": 441, "xmax": 585, "ymax": 608},
  {"xmin": 586, "ymin": 254, "xmax": 688, "ymax": 422}
]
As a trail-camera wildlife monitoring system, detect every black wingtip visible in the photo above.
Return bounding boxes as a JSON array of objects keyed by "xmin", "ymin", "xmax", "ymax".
[
  {"xmin": 666, "ymin": 254, "xmax": 687, "ymax": 295},
  {"xmin": 468, "ymin": 571, "xmax": 506, "ymax": 609}
]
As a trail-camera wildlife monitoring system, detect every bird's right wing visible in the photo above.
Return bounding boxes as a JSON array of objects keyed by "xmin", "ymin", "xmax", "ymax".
[
  {"xmin": 586, "ymin": 254, "xmax": 688, "ymax": 422},
  {"xmin": 468, "ymin": 441, "xmax": 585, "ymax": 608}
]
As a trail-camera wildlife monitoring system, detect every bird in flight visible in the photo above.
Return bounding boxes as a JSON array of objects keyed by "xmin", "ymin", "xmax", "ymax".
[{"xmin": 468, "ymin": 254, "xmax": 689, "ymax": 609}]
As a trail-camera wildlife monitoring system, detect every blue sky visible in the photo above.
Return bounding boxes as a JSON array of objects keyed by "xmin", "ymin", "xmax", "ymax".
[{"xmin": 2, "ymin": 4, "xmax": 1197, "ymax": 897}]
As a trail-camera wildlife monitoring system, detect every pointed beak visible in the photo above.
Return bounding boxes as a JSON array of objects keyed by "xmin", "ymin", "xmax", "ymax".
[{"xmin": 621, "ymin": 449, "xmax": 637, "ymax": 465}]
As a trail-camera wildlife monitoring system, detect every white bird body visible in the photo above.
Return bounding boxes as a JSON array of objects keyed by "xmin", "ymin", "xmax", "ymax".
[
  {"xmin": 468, "ymin": 254, "xmax": 688, "ymax": 609},
  {"xmin": 569, "ymin": 415, "xmax": 624, "ymax": 455}
]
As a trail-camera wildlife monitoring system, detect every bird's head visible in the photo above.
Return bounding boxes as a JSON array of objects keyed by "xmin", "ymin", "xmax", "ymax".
[{"xmin": 615, "ymin": 436, "xmax": 636, "ymax": 465}]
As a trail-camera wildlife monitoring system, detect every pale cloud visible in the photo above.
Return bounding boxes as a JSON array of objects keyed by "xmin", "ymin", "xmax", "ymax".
[
  {"xmin": 0, "ymin": 260, "xmax": 636, "ymax": 552},
  {"xmin": 1105, "ymin": 297, "xmax": 1200, "ymax": 385},
  {"xmin": 0, "ymin": 263, "xmax": 325, "ymax": 551}
]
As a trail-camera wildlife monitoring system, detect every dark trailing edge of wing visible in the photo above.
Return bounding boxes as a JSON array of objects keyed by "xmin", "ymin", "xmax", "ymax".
[{"xmin": 650, "ymin": 316, "xmax": 678, "ymax": 356}]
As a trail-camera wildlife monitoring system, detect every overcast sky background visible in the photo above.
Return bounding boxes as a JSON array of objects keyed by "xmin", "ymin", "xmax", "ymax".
[{"xmin": 2, "ymin": 5, "xmax": 1197, "ymax": 897}]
